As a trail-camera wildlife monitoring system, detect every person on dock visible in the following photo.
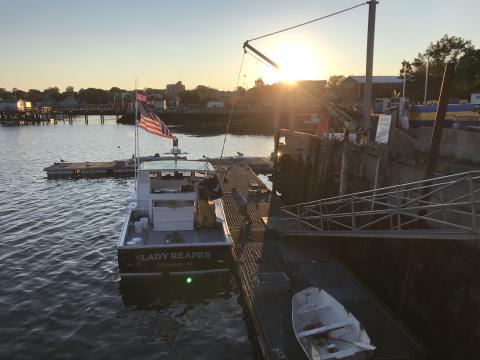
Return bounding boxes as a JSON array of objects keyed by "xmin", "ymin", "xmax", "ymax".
[
  {"xmin": 231, "ymin": 188, "xmax": 251, "ymax": 224},
  {"xmin": 197, "ymin": 185, "xmax": 216, "ymax": 228}
]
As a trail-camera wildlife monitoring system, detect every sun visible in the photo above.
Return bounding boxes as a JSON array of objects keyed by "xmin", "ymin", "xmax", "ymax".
[{"xmin": 262, "ymin": 43, "xmax": 319, "ymax": 84}]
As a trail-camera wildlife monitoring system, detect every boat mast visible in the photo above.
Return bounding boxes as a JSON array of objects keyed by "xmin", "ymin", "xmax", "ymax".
[{"xmin": 134, "ymin": 88, "xmax": 138, "ymax": 190}]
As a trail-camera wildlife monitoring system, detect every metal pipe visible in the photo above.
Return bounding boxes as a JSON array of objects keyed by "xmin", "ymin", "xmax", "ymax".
[
  {"xmin": 425, "ymin": 62, "xmax": 455, "ymax": 179},
  {"xmin": 243, "ymin": 42, "xmax": 280, "ymax": 69},
  {"xmin": 423, "ymin": 58, "xmax": 429, "ymax": 104}
]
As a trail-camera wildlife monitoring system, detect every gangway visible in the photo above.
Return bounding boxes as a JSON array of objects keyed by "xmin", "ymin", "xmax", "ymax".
[{"xmin": 275, "ymin": 171, "xmax": 480, "ymax": 240}]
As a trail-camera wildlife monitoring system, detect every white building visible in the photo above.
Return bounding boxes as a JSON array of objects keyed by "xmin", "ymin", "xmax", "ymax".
[
  {"xmin": 166, "ymin": 81, "xmax": 186, "ymax": 97},
  {"xmin": 154, "ymin": 100, "xmax": 166, "ymax": 110},
  {"xmin": 0, "ymin": 99, "xmax": 31, "ymax": 111},
  {"xmin": 471, "ymin": 93, "xmax": 480, "ymax": 105},
  {"xmin": 206, "ymin": 101, "xmax": 224, "ymax": 109}
]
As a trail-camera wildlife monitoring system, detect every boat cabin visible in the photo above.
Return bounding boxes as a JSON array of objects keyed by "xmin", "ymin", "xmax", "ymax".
[{"xmin": 135, "ymin": 160, "xmax": 215, "ymax": 230}]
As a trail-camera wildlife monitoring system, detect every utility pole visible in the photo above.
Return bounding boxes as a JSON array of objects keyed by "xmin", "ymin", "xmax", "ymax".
[
  {"xmin": 362, "ymin": 0, "xmax": 379, "ymax": 134},
  {"xmin": 423, "ymin": 58, "xmax": 429, "ymax": 104}
]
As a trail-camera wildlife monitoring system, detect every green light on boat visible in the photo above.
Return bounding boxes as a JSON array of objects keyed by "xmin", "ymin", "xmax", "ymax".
[{"xmin": 186, "ymin": 277, "xmax": 192, "ymax": 284}]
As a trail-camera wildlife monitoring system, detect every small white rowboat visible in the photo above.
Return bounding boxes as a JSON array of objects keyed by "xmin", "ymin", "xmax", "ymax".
[{"xmin": 292, "ymin": 287, "xmax": 375, "ymax": 360}]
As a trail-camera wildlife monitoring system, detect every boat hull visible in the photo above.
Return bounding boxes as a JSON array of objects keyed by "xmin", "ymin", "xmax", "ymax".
[
  {"xmin": 292, "ymin": 287, "xmax": 374, "ymax": 360},
  {"xmin": 118, "ymin": 244, "xmax": 232, "ymax": 277}
]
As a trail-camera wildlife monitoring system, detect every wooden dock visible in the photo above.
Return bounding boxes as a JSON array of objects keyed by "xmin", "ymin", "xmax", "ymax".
[
  {"xmin": 1, "ymin": 105, "xmax": 126, "ymax": 126},
  {"xmin": 215, "ymin": 163, "xmax": 425, "ymax": 360},
  {"xmin": 44, "ymin": 156, "xmax": 273, "ymax": 178}
]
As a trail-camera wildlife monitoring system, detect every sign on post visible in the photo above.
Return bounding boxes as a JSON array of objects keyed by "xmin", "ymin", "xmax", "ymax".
[{"xmin": 375, "ymin": 114, "xmax": 392, "ymax": 144}]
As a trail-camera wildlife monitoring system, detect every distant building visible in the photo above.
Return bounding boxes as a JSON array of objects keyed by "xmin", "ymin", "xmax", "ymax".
[
  {"xmin": 0, "ymin": 99, "xmax": 31, "ymax": 111},
  {"xmin": 471, "ymin": 93, "xmax": 480, "ymax": 105},
  {"xmin": 166, "ymin": 81, "xmax": 186, "ymax": 97},
  {"xmin": 59, "ymin": 95, "xmax": 79, "ymax": 107},
  {"xmin": 297, "ymin": 80, "xmax": 327, "ymax": 94},
  {"xmin": 340, "ymin": 76, "xmax": 403, "ymax": 104},
  {"xmin": 154, "ymin": 100, "xmax": 166, "ymax": 110},
  {"xmin": 206, "ymin": 101, "xmax": 224, "ymax": 109},
  {"xmin": 39, "ymin": 95, "xmax": 58, "ymax": 107}
]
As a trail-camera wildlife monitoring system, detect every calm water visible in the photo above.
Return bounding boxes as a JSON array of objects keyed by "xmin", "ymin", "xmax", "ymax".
[{"xmin": 0, "ymin": 116, "xmax": 274, "ymax": 359}]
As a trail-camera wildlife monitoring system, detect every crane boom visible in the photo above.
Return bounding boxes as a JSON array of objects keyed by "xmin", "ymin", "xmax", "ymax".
[{"xmin": 243, "ymin": 41, "xmax": 280, "ymax": 70}]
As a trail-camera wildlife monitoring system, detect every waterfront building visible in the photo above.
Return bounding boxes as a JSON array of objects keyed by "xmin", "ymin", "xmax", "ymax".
[
  {"xmin": 206, "ymin": 101, "xmax": 224, "ymax": 109},
  {"xmin": 340, "ymin": 76, "xmax": 403, "ymax": 104},
  {"xmin": 0, "ymin": 99, "xmax": 31, "ymax": 111},
  {"xmin": 59, "ymin": 95, "xmax": 79, "ymax": 107},
  {"xmin": 166, "ymin": 81, "xmax": 186, "ymax": 97}
]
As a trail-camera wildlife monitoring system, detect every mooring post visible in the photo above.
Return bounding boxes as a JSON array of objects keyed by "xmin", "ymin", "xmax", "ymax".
[
  {"xmin": 85, "ymin": 114, "xmax": 88, "ymax": 124},
  {"xmin": 272, "ymin": 106, "xmax": 280, "ymax": 194},
  {"xmin": 425, "ymin": 62, "xmax": 454, "ymax": 179},
  {"xmin": 339, "ymin": 129, "xmax": 350, "ymax": 195},
  {"xmin": 362, "ymin": 0, "xmax": 379, "ymax": 138}
]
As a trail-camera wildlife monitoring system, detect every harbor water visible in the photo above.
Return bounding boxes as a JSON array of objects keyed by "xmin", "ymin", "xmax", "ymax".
[{"xmin": 0, "ymin": 116, "xmax": 274, "ymax": 359}]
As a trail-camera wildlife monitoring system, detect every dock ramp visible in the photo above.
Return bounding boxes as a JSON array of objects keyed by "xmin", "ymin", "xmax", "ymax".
[{"xmin": 271, "ymin": 171, "xmax": 480, "ymax": 241}]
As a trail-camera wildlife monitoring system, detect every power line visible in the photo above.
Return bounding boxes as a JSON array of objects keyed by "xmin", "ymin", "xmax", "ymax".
[{"xmin": 248, "ymin": 2, "xmax": 368, "ymax": 42}]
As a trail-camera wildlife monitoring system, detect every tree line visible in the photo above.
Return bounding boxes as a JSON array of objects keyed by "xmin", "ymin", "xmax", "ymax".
[{"xmin": 326, "ymin": 35, "xmax": 480, "ymax": 103}]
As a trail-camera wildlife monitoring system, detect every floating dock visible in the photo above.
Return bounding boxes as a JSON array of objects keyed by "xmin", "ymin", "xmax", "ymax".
[
  {"xmin": 43, "ymin": 156, "xmax": 273, "ymax": 178},
  {"xmin": 215, "ymin": 163, "xmax": 425, "ymax": 359}
]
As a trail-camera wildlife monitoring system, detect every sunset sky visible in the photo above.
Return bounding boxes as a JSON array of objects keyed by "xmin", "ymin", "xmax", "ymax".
[{"xmin": 1, "ymin": 0, "xmax": 479, "ymax": 91}]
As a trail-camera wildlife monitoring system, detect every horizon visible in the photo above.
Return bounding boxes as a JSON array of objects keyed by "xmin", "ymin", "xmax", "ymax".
[{"xmin": 1, "ymin": 0, "xmax": 479, "ymax": 91}]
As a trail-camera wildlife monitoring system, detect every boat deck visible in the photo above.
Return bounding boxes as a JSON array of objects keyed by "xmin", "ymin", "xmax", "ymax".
[
  {"xmin": 215, "ymin": 163, "xmax": 426, "ymax": 360},
  {"xmin": 124, "ymin": 224, "xmax": 227, "ymax": 247}
]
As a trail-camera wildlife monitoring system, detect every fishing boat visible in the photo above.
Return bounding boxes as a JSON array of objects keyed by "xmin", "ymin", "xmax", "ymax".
[
  {"xmin": 117, "ymin": 154, "xmax": 233, "ymax": 278},
  {"xmin": 117, "ymin": 94, "xmax": 233, "ymax": 278},
  {"xmin": 292, "ymin": 287, "xmax": 375, "ymax": 360}
]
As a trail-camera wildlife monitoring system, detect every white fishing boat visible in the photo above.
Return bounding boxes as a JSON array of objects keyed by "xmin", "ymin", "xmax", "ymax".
[
  {"xmin": 292, "ymin": 287, "xmax": 375, "ymax": 360},
  {"xmin": 117, "ymin": 94, "xmax": 232, "ymax": 279},
  {"xmin": 117, "ymin": 155, "xmax": 233, "ymax": 278}
]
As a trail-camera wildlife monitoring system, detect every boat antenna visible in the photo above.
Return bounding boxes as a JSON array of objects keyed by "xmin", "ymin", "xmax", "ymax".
[
  {"xmin": 171, "ymin": 136, "xmax": 180, "ymax": 162},
  {"xmin": 134, "ymin": 76, "xmax": 139, "ymax": 190}
]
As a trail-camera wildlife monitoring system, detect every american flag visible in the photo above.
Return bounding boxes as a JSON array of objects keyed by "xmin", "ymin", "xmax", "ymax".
[
  {"xmin": 138, "ymin": 102, "xmax": 174, "ymax": 139},
  {"xmin": 136, "ymin": 93, "xmax": 147, "ymax": 102}
]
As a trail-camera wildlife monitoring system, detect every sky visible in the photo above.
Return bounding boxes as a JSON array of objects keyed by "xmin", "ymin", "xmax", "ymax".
[{"xmin": 1, "ymin": 0, "xmax": 479, "ymax": 92}]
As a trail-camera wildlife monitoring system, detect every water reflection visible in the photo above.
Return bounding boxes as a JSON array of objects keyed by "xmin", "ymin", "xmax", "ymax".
[{"xmin": 119, "ymin": 273, "xmax": 234, "ymax": 310}]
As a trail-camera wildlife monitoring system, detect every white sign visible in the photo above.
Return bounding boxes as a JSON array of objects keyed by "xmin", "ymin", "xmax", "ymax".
[{"xmin": 375, "ymin": 114, "xmax": 392, "ymax": 144}]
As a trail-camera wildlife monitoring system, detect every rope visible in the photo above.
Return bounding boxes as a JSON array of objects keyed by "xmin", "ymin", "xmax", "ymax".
[
  {"xmin": 246, "ymin": 51, "xmax": 278, "ymax": 71},
  {"xmin": 220, "ymin": 51, "xmax": 246, "ymax": 159},
  {"xmin": 248, "ymin": 2, "xmax": 368, "ymax": 42}
]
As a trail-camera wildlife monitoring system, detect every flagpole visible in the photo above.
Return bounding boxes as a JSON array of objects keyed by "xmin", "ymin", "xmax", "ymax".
[{"xmin": 134, "ymin": 92, "xmax": 138, "ymax": 190}]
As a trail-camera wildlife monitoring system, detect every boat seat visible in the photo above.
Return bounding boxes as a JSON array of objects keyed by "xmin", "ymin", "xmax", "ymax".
[
  {"xmin": 299, "ymin": 303, "xmax": 331, "ymax": 314},
  {"xmin": 315, "ymin": 346, "xmax": 359, "ymax": 360},
  {"xmin": 298, "ymin": 320, "xmax": 353, "ymax": 339}
]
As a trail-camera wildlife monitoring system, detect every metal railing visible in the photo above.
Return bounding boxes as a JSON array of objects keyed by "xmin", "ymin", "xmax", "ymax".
[{"xmin": 280, "ymin": 171, "xmax": 480, "ymax": 240}]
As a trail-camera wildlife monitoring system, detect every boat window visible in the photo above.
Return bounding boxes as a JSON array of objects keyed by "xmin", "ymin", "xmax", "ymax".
[
  {"xmin": 152, "ymin": 200, "xmax": 194, "ymax": 208},
  {"xmin": 174, "ymin": 171, "xmax": 184, "ymax": 179},
  {"xmin": 149, "ymin": 172, "xmax": 158, "ymax": 178},
  {"xmin": 161, "ymin": 171, "xmax": 174, "ymax": 179},
  {"xmin": 195, "ymin": 171, "xmax": 207, "ymax": 178}
]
